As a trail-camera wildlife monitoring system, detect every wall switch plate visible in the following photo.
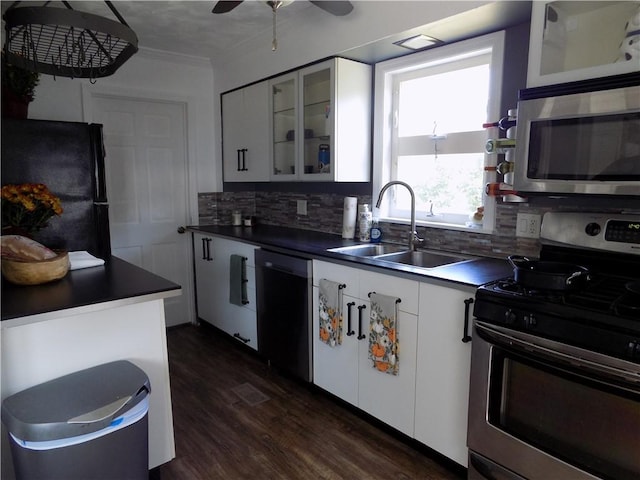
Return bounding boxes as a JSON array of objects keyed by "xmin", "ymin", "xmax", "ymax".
[
  {"xmin": 297, "ymin": 199, "xmax": 307, "ymax": 215},
  {"xmin": 516, "ymin": 213, "xmax": 541, "ymax": 238}
]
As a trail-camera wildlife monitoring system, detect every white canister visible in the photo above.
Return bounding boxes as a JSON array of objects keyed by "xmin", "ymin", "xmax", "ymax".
[{"xmin": 358, "ymin": 204, "xmax": 373, "ymax": 242}]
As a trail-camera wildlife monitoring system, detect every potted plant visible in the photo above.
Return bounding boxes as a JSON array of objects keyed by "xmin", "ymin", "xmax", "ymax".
[{"xmin": 1, "ymin": 52, "xmax": 40, "ymax": 118}]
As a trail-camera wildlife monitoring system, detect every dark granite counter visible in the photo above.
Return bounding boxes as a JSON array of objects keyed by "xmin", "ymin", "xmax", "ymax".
[
  {"xmin": 188, "ymin": 225, "xmax": 512, "ymax": 288},
  {"xmin": 1, "ymin": 256, "xmax": 181, "ymax": 323}
]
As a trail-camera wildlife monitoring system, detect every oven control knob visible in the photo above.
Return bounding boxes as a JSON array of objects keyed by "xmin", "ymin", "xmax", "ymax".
[
  {"xmin": 505, "ymin": 309, "xmax": 517, "ymax": 325},
  {"xmin": 585, "ymin": 222, "xmax": 601, "ymax": 236}
]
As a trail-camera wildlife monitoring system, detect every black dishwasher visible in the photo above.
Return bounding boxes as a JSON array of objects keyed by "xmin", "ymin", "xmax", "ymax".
[{"xmin": 255, "ymin": 249, "xmax": 313, "ymax": 382}]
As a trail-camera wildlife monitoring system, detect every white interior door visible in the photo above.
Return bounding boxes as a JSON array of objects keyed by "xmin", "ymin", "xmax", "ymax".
[{"xmin": 92, "ymin": 96, "xmax": 193, "ymax": 326}]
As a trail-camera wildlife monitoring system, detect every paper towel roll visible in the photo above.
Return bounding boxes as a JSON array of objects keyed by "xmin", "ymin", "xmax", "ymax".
[{"xmin": 342, "ymin": 197, "xmax": 357, "ymax": 239}]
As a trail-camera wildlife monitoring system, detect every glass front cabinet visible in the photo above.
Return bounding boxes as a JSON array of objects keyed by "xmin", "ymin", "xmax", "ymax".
[
  {"xmin": 270, "ymin": 72, "xmax": 298, "ymax": 180},
  {"xmin": 269, "ymin": 58, "xmax": 372, "ymax": 182},
  {"xmin": 527, "ymin": 1, "xmax": 640, "ymax": 87}
]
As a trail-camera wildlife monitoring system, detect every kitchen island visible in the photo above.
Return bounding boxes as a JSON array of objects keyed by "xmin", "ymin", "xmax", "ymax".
[{"xmin": 1, "ymin": 257, "xmax": 181, "ymax": 478}]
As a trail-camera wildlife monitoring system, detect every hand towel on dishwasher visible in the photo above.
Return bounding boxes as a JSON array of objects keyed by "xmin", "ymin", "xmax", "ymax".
[
  {"xmin": 229, "ymin": 254, "xmax": 248, "ymax": 306},
  {"xmin": 319, "ymin": 279, "xmax": 343, "ymax": 347},
  {"xmin": 368, "ymin": 292, "xmax": 399, "ymax": 375}
]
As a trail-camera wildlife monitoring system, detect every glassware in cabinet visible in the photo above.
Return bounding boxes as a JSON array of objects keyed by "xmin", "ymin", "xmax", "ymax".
[
  {"xmin": 302, "ymin": 66, "xmax": 332, "ymax": 177},
  {"xmin": 271, "ymin": 74, "xmax": 297, "ymax": 178}
]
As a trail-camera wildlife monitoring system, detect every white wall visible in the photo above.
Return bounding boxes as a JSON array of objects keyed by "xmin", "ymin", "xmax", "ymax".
[{"xmin": 27, "ymin": 48, "xmax": 217, "ymax": 200}]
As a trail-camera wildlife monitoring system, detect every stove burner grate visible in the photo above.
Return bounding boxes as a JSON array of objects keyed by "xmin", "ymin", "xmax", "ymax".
[{"xmin": 492, "ymin": 275, "xmax": 640, "ymax": 320}]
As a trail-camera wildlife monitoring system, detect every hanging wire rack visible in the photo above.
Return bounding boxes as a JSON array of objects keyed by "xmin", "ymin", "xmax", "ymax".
[{"xmin": 3, "ymin": 1, "xmax": 138, "ymax": 80}]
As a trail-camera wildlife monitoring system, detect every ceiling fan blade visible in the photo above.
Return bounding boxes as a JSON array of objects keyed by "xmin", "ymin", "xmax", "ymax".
[
  {"xmin": 212, "ymin": 1, "xmax": 244, "ymax": 14},
  {"xmin": 309, "ymin": 1, "xmax": 353, "ymax": 16}
]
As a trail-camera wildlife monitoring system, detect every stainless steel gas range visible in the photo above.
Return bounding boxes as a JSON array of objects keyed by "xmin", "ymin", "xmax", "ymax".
[{"xmin": 467, "ymin": 212, "xmax": 640, "ymax": 480}]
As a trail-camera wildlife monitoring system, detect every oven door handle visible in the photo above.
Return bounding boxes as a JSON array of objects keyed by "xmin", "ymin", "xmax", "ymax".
[{"xmin": 475, "ymin": 322, "xmax": 640, "ymax": 386}]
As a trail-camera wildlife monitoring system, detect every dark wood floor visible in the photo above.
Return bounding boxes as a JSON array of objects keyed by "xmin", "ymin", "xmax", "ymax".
[{"xmin": 159, "ymin": 324, "xmax": 466, "ymax": 479}]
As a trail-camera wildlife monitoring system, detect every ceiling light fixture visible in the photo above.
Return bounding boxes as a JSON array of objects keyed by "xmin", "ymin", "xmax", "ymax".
[
  {"xmin": 3, "ymin": 1, "xmax": 138, "ymax": 81},
  {"xmin": 393, "ymin": 34, "xmax": 441, "ymax": 51}
]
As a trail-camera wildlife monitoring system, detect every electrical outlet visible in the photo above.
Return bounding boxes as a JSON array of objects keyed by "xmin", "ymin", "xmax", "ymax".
[
  {"xmin": 297, "ymin": 199, "xmax": 307, "ymax": 215},
  {"xmin": 516, "ymin": 213, "xmax": 541, "ymax": 238}
]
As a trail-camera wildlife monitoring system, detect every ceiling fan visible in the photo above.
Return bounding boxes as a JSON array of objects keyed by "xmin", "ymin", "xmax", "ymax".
[{"xmin": 212, "ymin": 1, "xmax": 354, "ymax": 51}]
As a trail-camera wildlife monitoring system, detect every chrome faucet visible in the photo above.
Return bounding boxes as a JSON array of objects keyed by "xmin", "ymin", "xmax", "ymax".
[{"xmin": 375, "ymin": 181, "xmax": 424, "ymax": 251}]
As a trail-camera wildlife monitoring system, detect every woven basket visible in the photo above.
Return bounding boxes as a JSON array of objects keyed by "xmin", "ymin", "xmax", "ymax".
[{"xmin": 2, "ymin": 251, "xmax": 69, "ymax": 285}]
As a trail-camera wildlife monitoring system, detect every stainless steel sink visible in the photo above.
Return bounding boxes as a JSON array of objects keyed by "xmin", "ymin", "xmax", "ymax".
[
  {"xmin": 374, "ymin": 250, "xmax": 467, "ymax": 268},
  {"xmin": 328, "ymin": 243, "xmax": 407, "ymax": 257}
]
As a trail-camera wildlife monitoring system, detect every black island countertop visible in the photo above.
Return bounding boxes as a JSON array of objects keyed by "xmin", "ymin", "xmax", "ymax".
[
  {"xmin": 1, "ymin": 256, "xmax": 181, "ymax": 324},
  {"xmin": 188, "ymin": 224, "xmax": 513, "ymax": 288}
]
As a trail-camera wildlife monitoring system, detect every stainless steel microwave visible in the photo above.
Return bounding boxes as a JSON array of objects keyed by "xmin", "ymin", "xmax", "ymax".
[{"xmin": 514, "ymin": 75, "xmax": 640, "ymax": 196}]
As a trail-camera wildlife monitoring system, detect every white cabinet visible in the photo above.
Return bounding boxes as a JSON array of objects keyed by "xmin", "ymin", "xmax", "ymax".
[
  {"xmin": 270, "ymin": 58, "xmax": 371, "ymax": 182},
  {"xmin": 222, "ymin": 81, "xmax": 270, "ymax": 182},
  {"xmin": 193, "ymin": 233, "xmax": 258, "ymax": 350},
  {"xmin": 313, "ymin": 261, "xmax": 360, "ymax": 406},
  {"xmin": 312, "ymin": 260, "xmax": 418, "ymax": 437},
  {"xmin": 414, "ymin": 282, "xmax": 475, "ymax": 467},
  {"xmin": 193, "ymin": 232, "xmax": 216, "ymax": 323},
  {"xmin": 527, "ymin": 1, "xmax": 640, "ymax": 87}
]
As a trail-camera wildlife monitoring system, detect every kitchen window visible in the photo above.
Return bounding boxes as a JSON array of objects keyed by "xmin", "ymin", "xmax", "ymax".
[{"xmin": 373, "ymin": 31, "xmax": 505, "ymax": 233}]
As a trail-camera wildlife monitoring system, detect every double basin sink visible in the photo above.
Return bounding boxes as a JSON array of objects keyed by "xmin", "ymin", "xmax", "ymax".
[{"xmin": 327, "ymin": 243, "xmax": 468, "ymax": 269}]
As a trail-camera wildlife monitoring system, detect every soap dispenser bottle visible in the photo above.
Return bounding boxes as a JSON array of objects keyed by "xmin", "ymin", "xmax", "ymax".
[
  {"xmin": 370, "ymin": 219, "xmax": 382, "ymax": 243},
  {"xmin": 358, "ymin": 204, "xmax": 373, "ymax": 242}
]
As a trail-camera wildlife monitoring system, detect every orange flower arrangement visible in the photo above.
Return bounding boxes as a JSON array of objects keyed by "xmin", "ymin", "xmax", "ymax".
[{"xmin": 1, "ymin": 183, "xmax": 63, "ymax": 235}]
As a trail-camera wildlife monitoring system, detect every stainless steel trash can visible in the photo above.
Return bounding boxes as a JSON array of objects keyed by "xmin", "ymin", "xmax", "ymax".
[{"xmin": 1, "ymin": 360, "xmax": 151, "ymax": 480}]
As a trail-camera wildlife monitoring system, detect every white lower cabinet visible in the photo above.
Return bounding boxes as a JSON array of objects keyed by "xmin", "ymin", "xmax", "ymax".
[
  {"xmin": 312, "ymin": 260, "xmax": 418, "ymax": 437},
  {"xmin": 313, "ymin": 259, "xmax": 476, "ymax": 466},
  {"xmin": 414, "ymin": 282, "xmax": 475, "ymax": 467},
  {"xmin": 193, "ymin": 233, "xmax": 258, "ymax": 350}
]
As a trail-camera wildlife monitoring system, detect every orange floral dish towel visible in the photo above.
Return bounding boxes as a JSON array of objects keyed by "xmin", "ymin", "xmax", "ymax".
[
  {"xmin": 368, "ymin": 292, "xmax": 399, "ymax": 376},
  {"xmin": 319, "ymin": 279, "xmax": 343, "ymax": 347}
]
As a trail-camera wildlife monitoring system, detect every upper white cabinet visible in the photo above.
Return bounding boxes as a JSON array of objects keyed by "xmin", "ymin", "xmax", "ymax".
[
  {"xmin": 527, "ymin": 1, "xmax": 640, "ymax": 87},
  {"xmin": 222, "ymin": 81, "xmax": 270, "ymax": 182},
  {"xmin": 269, "ymin": 58, "xmax": 372, "ymax": 182}
]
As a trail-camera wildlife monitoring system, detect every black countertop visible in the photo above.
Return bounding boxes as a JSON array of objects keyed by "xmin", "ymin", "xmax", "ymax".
[
  {"xmin": 189, "ymin": 225, "xmax": 513, "ymax": 288},
  {"xmin": 1, "ymin": 256, "xmax": 181, "ymax": 322}
]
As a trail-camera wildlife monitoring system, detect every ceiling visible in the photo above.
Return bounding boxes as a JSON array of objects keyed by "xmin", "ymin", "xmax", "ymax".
[
  {"xmin": 1, "ymin": 1, "xmax": 532, "ymax": 65},
  {"xmin": 1, "ymin": 0, "xmax": 327, "ymax": 62}
]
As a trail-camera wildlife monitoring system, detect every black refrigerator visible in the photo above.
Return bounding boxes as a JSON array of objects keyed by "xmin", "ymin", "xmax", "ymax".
[{"xmin": 1, "ymin": 118, "xmax": 111, "ymax": 259}]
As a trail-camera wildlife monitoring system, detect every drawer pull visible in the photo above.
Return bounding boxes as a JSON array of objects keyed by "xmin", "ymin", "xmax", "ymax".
[{"xmin": 233, "ymin": 333, "xmax": 250, "ymax": 343}]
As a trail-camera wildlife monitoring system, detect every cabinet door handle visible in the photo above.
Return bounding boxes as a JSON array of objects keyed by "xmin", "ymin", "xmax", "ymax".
[
  {"xmin": 462, "ymin": 298, "xmax": 474, "ymax": 343},
  {"xmin": 201, "ymin": 238, "xmax": 207, "ymax": 260},
  {"xmin": 205, "ymin": 238, "xmax": 213, "ymax": 261},
  {"xmin": 357, "ymin": 304, "xmax": 367, "ymax": 340},
  {"xmin": 240, "ymin": 148, "xmax": 248, "ymax": 171},
  {"xmin": 233, "ymin": 333, "xmax": 250, "ymax": 343},
  {"xmin": 346, "ymin": 301, "xmax": 356, "ymax": 336},
  {"xmin": 237, "ymin": 149, "xmax": 242, "ymax": 171}
]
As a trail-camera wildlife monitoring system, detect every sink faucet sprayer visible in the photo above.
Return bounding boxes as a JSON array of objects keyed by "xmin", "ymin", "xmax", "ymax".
[{"xmin": 375, "ymin": 181, "xmax": 424, "ymax": 251}]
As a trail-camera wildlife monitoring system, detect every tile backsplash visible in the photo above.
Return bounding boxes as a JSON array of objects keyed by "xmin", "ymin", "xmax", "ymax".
[
  {"xmin": 198, "ymin": 191, "xmax": 545, "ymax": 258},
  {"xmin": 198, "ymin": 190, "xmax": 639, "ymax": 258}
]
